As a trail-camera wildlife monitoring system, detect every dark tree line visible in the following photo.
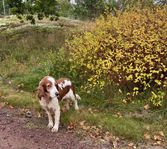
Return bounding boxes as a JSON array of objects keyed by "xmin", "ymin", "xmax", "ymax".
[{"xmin": 0, "ymin": 0, "xmax": 166, "ymax": 20}]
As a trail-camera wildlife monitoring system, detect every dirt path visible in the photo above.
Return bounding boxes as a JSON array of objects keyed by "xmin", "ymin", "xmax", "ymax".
[{"xmin": 0, "ymin": 107, "xmax": 111, "ymax": 149}]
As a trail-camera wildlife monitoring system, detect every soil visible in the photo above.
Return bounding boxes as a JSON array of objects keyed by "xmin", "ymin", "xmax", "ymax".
[
  {"xmin": 0, "ymin": 107, "xmax": 165, "ymax": 149},
  {"xmin": 0, "ymin": 107, "xmax": 111, "ymax": 149}
]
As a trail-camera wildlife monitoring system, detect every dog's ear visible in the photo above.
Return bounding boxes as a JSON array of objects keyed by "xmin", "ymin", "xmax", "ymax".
[
  {"xmin": 55, "ymin": 81, "xmax": 59, "ymax": 91},
  {"xmin": 37, "ymin": 85, "xmax": 45, "ymax": 99}
]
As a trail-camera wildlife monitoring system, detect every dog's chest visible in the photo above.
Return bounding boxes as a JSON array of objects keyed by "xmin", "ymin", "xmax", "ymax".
[{"xmin": 39, "ymin": 97, "xmax": 59, "ymax": 111}]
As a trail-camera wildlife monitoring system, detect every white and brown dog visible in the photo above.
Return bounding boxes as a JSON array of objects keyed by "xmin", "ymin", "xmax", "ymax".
[{"xmin": 37, "ymin": 76, "xmax": 80, "ymax": 132}]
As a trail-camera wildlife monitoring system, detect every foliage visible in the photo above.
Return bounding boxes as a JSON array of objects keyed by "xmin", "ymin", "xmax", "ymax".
[
  {"xmin": 57, "ymin": 0, "xmax": 74, "ymax": 17},
  {"xmin": 37, "ymin": 13, "xmax": 44, "ymax": 20},
  {"xmin": 149, "ymin": 90, "xmax": 166, "ymax": 107},
  {"xmin": 26, "ymin": 14, "xmax": 35, "ymax": 24},
  {"xmin": 117, "ymin": 0, "xmax": 155, "ymax": 11},
  {"xmin": 48, "ymin": 49, "xmax": 80, "ymax": 86},
  {"xmin": 7, "ymin": 0, "xmax": 25, "ymax": 14},
  {"xmin": 6, "ymin": 0, "xmax": 60, "ymax": 24},
  {"xmin": 0, "ymin": 21, "xmax": 83, "ymax": 90},
  {"xmin": 67, "ymin": 7, "xmax": 167, "ymax": 106},
  {"xmin": 68, "ymin": 0, "xmax": 166, "ymax": 19},
  {"xmin": 73, "ymin": 0, "xmax": 107, "ymax": 19},
  {"xmin": 2, "ymin": 0, "xmax": 166, "ymax": 20},
  {"xmin": 33, "ymin": 0, "xmax": 59, "ymax": 17}
]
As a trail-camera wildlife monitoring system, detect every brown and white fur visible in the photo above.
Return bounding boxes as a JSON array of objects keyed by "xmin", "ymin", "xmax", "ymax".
[
  {"xmin": 55, "ymin": 78, "xmax": 80, "ymax": 110},
  {"xmin": 37, "ymin": 76, "xmax": 80, "ymax": 132}
]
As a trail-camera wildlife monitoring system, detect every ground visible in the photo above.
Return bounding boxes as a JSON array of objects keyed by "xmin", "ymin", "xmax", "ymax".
[
  {"xmin": 0, "ymin": 107, "xmax": 112, "ymax": 149},
  {"xmin": 0, "ymin": 106, "xmax": 165, "ymax": 149}
]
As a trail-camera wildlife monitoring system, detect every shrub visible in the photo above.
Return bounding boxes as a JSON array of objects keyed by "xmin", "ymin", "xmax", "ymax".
[
  {"xmin": 26, "ymin": 14, "xmax": 35, "ymax": 24},
  {"xmin": 67, "ymin": 7, "xmax": 167, "ymax": 105},
  {"xmin": 49, "ymin": 16, "xmax": 54, "ymax": 21},
  {"xmin": 48, "ymin": 49, "xmax": 80, "ymax": 85},
  {"xmin": 16, "ymin": 15, "xmax": 23, "ymax": 20},
  {"xmin": 49, "ymin": 16, "xmax": 59, "ymax": 21},
  {"xmin": 149, "ymin": 90, "xmax": 166, "ymax": 107},
  {"xmin": 37, "ymin": 13, "xmax": 44, "ymax": 20},
  {"xmin": 73, "ymin": 0, "xmax": 107, "ymax": 19}
]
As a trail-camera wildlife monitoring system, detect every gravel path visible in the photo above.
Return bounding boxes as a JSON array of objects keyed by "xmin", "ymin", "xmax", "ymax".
[{"xmin": 0, "ymin": 108, "xmax": 111, "ymax": 149}]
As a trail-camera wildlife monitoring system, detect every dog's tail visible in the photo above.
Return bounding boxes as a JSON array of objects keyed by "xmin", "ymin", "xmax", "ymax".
[{"xmin": 75, "ymin": 94, "xmax": 81, "ymax": 100}]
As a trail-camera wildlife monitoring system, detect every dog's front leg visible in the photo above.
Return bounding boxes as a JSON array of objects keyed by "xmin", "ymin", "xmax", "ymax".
[
  {"xmin": 39, "ymin": 98, "xmax": 54, "ymax": 129},
  {"xmin": 45, "ymin": 110, "xmax": 54, "ymax": 128},
  {"xmin": 51, "ymin": 98, "xmax": 60, "ymax": 132}
]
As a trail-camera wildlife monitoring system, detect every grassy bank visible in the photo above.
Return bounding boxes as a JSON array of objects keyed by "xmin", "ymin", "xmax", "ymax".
[{"xmin": 0, "ymin": 80, "xmax": 167, "ymax": 142}]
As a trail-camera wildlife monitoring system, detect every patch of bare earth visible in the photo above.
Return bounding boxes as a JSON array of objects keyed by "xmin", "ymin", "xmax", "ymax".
[{"xmin": 0, "ymin": 107, "xmax": 111, "ymax": 149}]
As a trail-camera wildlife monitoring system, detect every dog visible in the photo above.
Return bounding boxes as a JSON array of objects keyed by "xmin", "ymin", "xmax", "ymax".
[{"xmin": 37, "ymin": 76, "xmax": 80, "ymax": 132}]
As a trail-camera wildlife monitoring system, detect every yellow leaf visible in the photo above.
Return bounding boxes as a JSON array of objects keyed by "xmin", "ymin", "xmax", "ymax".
[
  {"xmin": 144, "ymin": 104, "xmax": 150, "ymax": 110},
  {"xmin": 144, "ymin": 133, "xmax": 151, "ymax": 140}
]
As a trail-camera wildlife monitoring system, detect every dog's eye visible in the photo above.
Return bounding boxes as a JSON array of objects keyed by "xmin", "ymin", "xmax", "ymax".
[
  {"xmin": 55, "ymin": 93, "xmax": 59, "ymax": 96},
  {"xmin": 46, "ymin": 83, "xmax": 51, "ymax": 88}
]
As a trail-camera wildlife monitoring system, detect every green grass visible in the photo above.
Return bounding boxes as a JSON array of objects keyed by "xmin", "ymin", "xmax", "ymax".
[
  {"xmin": 61, "ymin": 109, "xmax": 144, "ymax": 140},
  {"xmin": 0, "ymin": 79, "xmax": 167, "ymax": 141},
  {"xmin": 0, "ymin": 81, "xmax": 40, "ymax": 110}
]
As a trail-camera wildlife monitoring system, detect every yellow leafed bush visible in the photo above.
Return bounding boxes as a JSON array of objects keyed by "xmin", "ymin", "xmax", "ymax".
[{"xmin": 67, "ymin": 7, "xmax": 167, "ymax": 105}]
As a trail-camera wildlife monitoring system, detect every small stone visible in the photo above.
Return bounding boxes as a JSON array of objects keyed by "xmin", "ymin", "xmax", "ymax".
[{"xmin": 25, "ymin": 111, "xmax": 32, "ymax": 118}]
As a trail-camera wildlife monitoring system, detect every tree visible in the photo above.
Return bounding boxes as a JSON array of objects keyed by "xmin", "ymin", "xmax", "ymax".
[
  {"xmin": 73, "ymin": 0, "xmax": 107, "ymax": 19},
  {"xmin": 7, "ymin": 0, "xmax": 59, "ymax": 16},
  {"xmin": 0, "ymin": 0, "xmax": 11, "ymax": 15},
  {"xmin": 33, "ymin": 0, "xmax": 59, "ymax": 17},
  {"xmin": 6, "ymin": 0, "xmax": 59, "ymax": 24},
  {"xmin": 57, "ymin": 0, "xmax": 73, "ymax": 17},
  {"xmin": 72, "ymin": 0, "xmax": 166, "ymax": 19},
  {"xmin": 7, "ymin": 0, "xmax": 25, "ymax": 14}
]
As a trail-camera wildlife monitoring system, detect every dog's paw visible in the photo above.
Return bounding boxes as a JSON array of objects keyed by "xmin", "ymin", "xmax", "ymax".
[
  {"xmin": 75, "ymin": 106, "xmax": 79, "ymax": 110},
  {"xmin": 47, "ymin": 123, "xmax": 53, "ymax": 129},
  {"xmin": 51, "ymin": 127, "xmax": 58, "ymax": 132}
]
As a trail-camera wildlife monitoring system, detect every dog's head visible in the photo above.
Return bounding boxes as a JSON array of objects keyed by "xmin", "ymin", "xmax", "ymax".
[{"xmin": 37, "ymin": 76, "xmax": 59, "ymax": 100}]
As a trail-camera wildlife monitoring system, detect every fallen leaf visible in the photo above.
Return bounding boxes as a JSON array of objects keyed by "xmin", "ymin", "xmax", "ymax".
[
  {"xmin": 117, "ymin": 112, "xmax": 122, "ymax": 117},
  {"xmin": 158, "ymin": 131, "xmax": 165, "ymax": 137},
  {"xmin": 104, "ymin": 135, "xmax": 113, "ymax": 143},
  {"xmin": 144, "ymin": 104, "xmax": 150, "ymax": 110},
  {"xmin": 8, "ymin": 80, "xmax": 12, "ymax": 85},
  {"xmin": 122, "ymin": 99, "xmax": 127, "ymax": 104},
  {"xmin": 79, "ymin": 121, "xmax": 86, "ymax": 126},
  {"xmin": 112, "ymin": 140, "xmax": 118, "ymax": 148},
  {"xmin": 91, "ymin": 125, "xmax": 97, "ymax": 130},
  {"xmin": 37, "ymin": 112, "xmax": 41, "ymax": 118},
  {"xmin": 88, "ymin": 108, "xmax": 93, "ymax": 114},
  {"xmin": 154, "ymin": 135, "xmax": 162, "ymax": 141},
  {"xmin": 153, "ymin": 140, "xmax": 162, "ymax": 146},
  {"xmin": 118, "ymin": 89, "xmax": 122, "ymax": 93},
  {"xmin": 67, "ymin": 122, "xmax": 76, "ymax": 130},
  {"xmin": 144, "ymin": 133, "xmax": 151, "ymax": 140},
  {"xmin": 144, "ymin": 125, "xmax": 150, "ymax": 130},
  {"xmin": 90, "ymin": 133, "xmax": 96, "ymax": 139},
  {"xmin": 115, "ymin": 137, "xmax": 120, "ymax": 141},
  {"xmin": 0, "ymin": 102, "xmax": 5, "ymax": 109},
  {"xmin": 9, "ymin": 105, "xmax": 14, "ymax": 109},
  {"xmin": 61, "ymin": 107, "xmax": 67, "ymax": 112},
  {"xmin": 128, "ymin": 142, "xmax": 134, "ymax": 147},
  {"xmin": 156, "ymin": 141, "xmax": 162, "ymax": 145},
  {"xmin": 1, "ymin": 96, "xmax": 7, "ymax": 99}
]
